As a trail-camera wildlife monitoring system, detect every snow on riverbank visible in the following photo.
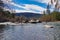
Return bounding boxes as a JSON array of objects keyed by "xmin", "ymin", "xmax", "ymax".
[{"xmin": 0, "ymin": 22, "xmax": 23, "ymax": 25}]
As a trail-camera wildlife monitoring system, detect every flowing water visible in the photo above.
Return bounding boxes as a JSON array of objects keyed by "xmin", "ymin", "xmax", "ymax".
[{"xmin": 0, "ymin": 22, "xmax": 60, "ymax": 40}]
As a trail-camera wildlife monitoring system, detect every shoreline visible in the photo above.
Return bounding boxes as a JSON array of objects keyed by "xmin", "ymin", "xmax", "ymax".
[
  {"xmin": 0, "ymin": 21, "xmax": 60, "ymax": 25},
  {"xmin": 0, "ymin": 22, "xmax": 24, "ymax": 25}
]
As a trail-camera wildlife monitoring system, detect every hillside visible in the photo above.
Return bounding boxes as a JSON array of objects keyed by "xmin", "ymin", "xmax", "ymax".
[{"xmin": 15, "ymin": 12, "xmax": 42, "ymax": 18}]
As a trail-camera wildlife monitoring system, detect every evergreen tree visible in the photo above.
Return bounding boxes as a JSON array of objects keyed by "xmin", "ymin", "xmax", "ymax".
[
  {"xmin": 46, "ymin": 3, "xmax": 50, "ymax": 14},
  {"xmin": 43, "ymin": 11, "xmax": 46, "ymax": 15}
]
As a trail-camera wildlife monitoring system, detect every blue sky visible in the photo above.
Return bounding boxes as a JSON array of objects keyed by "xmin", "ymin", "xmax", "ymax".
[
  {"xmin": 2, "ymin": 0, "xmax": 54, "ymax": 14},
  {"xmin": 12, "ymin": 0, "xmax": 47, "ymax": 8}
]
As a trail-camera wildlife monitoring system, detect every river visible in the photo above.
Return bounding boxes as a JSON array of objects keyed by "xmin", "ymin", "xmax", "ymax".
[{"xmin": 0, "ymin": 22, "xmax": 60, "ymax": 40}]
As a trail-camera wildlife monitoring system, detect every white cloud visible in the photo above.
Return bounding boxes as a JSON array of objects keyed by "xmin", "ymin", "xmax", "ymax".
[
  {"xmin": 15, "ymin": 10, "xmax": 42, "ymax": 14},
  {"xmin": 32, "ymin": 0, "xmax": 60, "ymax": 6},
  {"xmin": 31, "ymin": 0, "xmax": 58, "ymax": 5},
  {"xmin": 25, "ymin": 4, "xmax": 46, "ymax": 11},
  {"xmin": 1, "ymin": 0, "xmax": 12, "ymax": 3},
  {"xmin": 2, "ymin": 0, "xmax": 46, "ymax": 14},
  {"xmin": 8, "ymin": 2, "xmax": 46, "ymax": 12},
  {"xmin": 31, "ymin": 0, "xmax": 51, "ymax": 4},
  {"xmin": 2, "ymin": 0, "xmax": 60, "ymax": 14},
  {"xmin": 10, "ymin": 2, "xmax": 26, "ymax": 9},
  {"xmin": 11, "ymin": 4, "xmax": 46, "ymax": 14}
]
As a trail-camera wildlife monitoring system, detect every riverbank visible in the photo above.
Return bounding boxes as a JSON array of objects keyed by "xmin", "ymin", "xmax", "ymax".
[
  {"xmin": 0, "ymin": 22, "xmax": 24, "ymax": 25},
  {"xmin": 0, "ymin": 21, "xmax": 60, "ymax": 26}
]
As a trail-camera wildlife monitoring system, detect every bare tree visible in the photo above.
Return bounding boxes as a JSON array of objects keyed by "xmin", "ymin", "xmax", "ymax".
[
  {"xmin": 50, "ymin": 0, "xmax": 60, "ymax": 12},
  {"xmin": 51, "ymin": 0, "xmax": 53, "ymax": 4},
  {"xmin": 54, "ymin": 0, "xmax": 59, "ymax": 11}
]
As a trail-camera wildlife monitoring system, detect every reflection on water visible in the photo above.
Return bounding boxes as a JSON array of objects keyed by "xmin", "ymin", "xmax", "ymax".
[
  {"xmin": 0, "ymin": 23, "xmax": 60, "ymax": 40},
  {"xmin": 0, "ymin": 25, "xmax": 6, "ymax": 40}
]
